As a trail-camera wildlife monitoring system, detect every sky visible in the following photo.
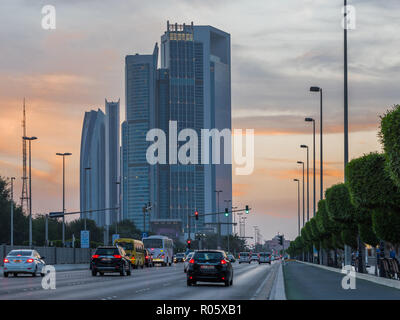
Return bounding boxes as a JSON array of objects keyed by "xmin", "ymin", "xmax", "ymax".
[{"xmin": 0, "ymin": 0, "xmax": 399, "ymax": 243}]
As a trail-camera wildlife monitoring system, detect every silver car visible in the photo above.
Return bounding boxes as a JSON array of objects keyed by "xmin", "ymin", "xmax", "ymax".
[{"xmin": 3, "ymin": 250, "xmax": 46, "ymax": 277}]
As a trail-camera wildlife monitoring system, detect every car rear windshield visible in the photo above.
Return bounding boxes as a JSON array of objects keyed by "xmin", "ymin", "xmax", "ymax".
[
  {"xmin": 240, "ymin": 252, "xmax": 249, "ymax": 256},
  {"xmin": 95, "ymin": 248, "xmax": 119, "ymax": 256},
  {"xmin": 176, "ymin": 253, "xmax": 185, "ymax": 257},
  {"xmin": 194, "ymin": 252, "xmax": 224, "ymax": 262},
  {"xmin": 8, "ymin": 250, "xmax": 33, "ymax": 256}
]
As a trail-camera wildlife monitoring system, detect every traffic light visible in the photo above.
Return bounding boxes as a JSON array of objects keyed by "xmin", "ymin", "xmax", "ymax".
[
  {"xmin": 278, "ymin": 235, "xmax": 284, "ymax": 245},
  {"xmin": 187, "ymin": 239, "xmax": 191, "ymax": 249},
  {"xmin": 195, "ymin": 210, "xmax": 199, "ymax": 220},
  {"xmin": 245, "ymin": 205, "xmax": 249, "ymax": 214},
  {"xmin": 225, "ymin": 208, "xmax": 229, "ymax": 217}
]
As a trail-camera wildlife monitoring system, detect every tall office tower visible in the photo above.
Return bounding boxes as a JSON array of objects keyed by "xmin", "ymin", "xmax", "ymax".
[
  {"xmin": 122, "ymin": 45, "xmax": 158, "ymax": 231},
  {"xmin": 122, "ymin": 22, "xmax": 232, "ymax": 237},
  {"xmin": 160, "ymin": 22, "xmax": 232, "ymax": 236},
  {"xmin": 105, "ymin": 99, "xmax": 120, "ymax": 226},
  {"xmin": 80, "ymin": 109, "xmax": 106, "ymax": 226}
]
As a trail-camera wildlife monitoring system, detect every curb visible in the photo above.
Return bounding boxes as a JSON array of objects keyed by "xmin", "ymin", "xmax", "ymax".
[
  {"xmin": 298, "ymin": 261, "xmax": 400, "ymax": 290},
  {"xmin": 269, "ymin": 262, "xmax": 287, "ymax": 300}
]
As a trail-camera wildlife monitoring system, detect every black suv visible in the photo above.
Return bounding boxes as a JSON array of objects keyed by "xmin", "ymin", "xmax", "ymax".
[
  {"xmin": 186, "ymin": 250, "xmax": 233, "ymax": 287},
  {"xmin": 91, "ymin": 246, "xmax": 132, "ymax": 276}
]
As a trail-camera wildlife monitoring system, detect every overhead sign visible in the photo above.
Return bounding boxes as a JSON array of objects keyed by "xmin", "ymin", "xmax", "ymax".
[
  {"xmin": 49, "ymin": 211, "xmax": 64, "ymax": 218},
  {"xmin": 112, "ymin": 234, "xmax": 120, "ymax": 244},
  {"xmin": 81, "ymin": 230, "xmax": 90, "ymax": 248}
]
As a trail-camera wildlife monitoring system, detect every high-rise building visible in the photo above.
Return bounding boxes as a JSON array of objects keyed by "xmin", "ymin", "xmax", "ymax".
[
  {"xmin": 122, "ymin": 22, "xmax": 232, "ymax": 237},
  {"xmin": 80, "ymin": 109, "xmax": 106, "ymax": 226},
  {"xmin": 122, "ymin": 45, "xmax": 158, "ymax": 231},
  {"xmin": 105, "ymin": 99, "xmax": 120, "ymax": 226},
  {"xmin": 80, "ymin": 100, "xmax": 120, "ymax": 228}
]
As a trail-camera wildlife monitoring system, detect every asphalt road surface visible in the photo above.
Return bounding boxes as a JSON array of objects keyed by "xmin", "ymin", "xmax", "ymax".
[{"xmin": 0, "ymin": 261, "xmax": 279, "ymax": 300}]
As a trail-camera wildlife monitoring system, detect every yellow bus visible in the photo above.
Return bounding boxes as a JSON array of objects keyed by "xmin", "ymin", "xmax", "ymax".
[{"xmin": 114, "ymin": 238, "xmax": 145, "ymax": 269}]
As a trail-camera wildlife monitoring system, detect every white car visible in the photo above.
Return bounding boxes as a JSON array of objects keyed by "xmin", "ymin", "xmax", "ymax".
[
  {"xmin": 3, "ymin": 249, "xmax": 46, "ymax": 277},
  {"xmin": 238, "ymin": 252, "xmax": 251, "ymax": 264},
  {"xmin": 259, "ymin": 252, "xmax": 271, "ymax": 264},
  {"xmin": 183, "ymin": 252, "xmax": 195, "ymax": 273}
]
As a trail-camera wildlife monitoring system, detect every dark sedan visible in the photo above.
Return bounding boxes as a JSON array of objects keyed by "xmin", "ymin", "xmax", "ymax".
[
  {"xmin": 91, "ymin": 246, "xmax": 131, "ymax": 276},
  {"xmin": 186, "ymin": 250, "xmax": 233, "ymax": 287}
]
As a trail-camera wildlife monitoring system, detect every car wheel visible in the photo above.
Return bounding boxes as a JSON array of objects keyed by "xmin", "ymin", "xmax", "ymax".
[
  {"xmin": 99, "ymin": 272, "xmax": 104, "ymax": 276},
  {"xmin": 91, "ymin": 270, "xmax": 97, "ymax": 276},
  {"xmin": 3, "ymin": 272, "xmax": 8, "ymax": 278},
  {"xmin": 187, "ymin": 279, "xmax": 192, "ymax": 286},
  {"xmin": 224, "ymin": 279, "xmax": 230, "ymax": 287},
  {"xmin": 230, "ymin": 277, "xmax": 233, "ymax": 286},
  {"xmin": 13, "ymin": 273, "xmax": 17, "ymax": 277},
  {"xmin": 127, "ymin": 264, "xmax": 132, "ymax": 276},
  {"xmin": 120, "ymin": 264, "xmax": 126, "ymax": 276},
  {"xmin": 40, "ymin": 272, "xmax": 45, "ymax": 277},
  {"xmin": 32, "ymin": 267, "xmax": 37, "ymax": 277}
]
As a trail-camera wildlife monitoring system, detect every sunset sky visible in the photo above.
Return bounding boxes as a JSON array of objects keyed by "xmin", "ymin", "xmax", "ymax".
[{"xmin": 1, "ymin": 0, "xmax": 399, "ymax": 242}]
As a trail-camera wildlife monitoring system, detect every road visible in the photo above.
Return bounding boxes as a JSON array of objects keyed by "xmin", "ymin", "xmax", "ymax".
[{"xmin": 0, "ymin": 261, "xmax": 279, "ymax": 300}]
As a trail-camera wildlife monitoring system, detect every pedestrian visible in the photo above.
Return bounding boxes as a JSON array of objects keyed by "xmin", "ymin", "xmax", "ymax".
[{"xmin": 390, "ymin": 247, "xmax": 396, "ymax": 259}]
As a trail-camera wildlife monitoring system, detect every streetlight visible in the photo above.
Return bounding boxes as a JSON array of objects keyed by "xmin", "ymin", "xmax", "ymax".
[
  {"xmin": 23, "ymin": 136, "xmax": 37, "ymax": 247},
  {"xmin": 56, "ymin": 152, "xmax": 72, "ymax": 247},
  {"xmin": 310, "ymin": 86, "xmax": 323, "ymax": 201},
  {"xmin": 214, "ymin": 190, "xmax": 223, "ymax": 249},
  {"xmin": 84, "ymin": 167, "xmax": 91, "ymax": 231},
  {"xmin": 10, "ymin": 177, "xmax": 15, "ymax": 246},
  {"xmin": 305, "ymin": 118, "xmax": 316, "ymax": 218},
  {"xmin": 300, "ymin": 144, "xmax": 310, "ymax": 222},
  {"xmin": 115, "ymin": 181, "xmax": 121, "ymax": 234},
  {"xmin": 297, "ymin": 161, "xmax": 305, "ymax": 227},
  {"xmin": 293, "ymin": 179, "xmax": 300, "ymax": 236}
]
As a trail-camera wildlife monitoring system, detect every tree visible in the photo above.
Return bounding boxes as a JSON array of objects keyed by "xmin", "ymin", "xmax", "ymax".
[{"xmin": 379, "ymin": 105, "xmax": 400, "ymax": 188}]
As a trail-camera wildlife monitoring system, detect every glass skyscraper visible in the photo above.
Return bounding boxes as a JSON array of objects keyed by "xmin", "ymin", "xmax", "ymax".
[{"xmin": 122, "ymin": 22, "xmax": 232, "ymax": 237}]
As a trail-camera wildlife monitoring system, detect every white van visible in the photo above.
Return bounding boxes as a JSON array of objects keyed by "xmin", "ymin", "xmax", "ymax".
[
  {"xmin": 239, "ymin": 252, "xmax": 251, "ymax": 264},
  {"xmin": 259, "ymin": 252, "xmax": 271, "ymax": 264}
]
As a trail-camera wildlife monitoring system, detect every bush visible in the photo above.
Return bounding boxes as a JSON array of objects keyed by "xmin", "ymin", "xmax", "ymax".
[
  {"xmin": 372, "ymin": 207, "xmax": 400, "ymax": 244},
  {"xmin": 346, "ymin": 153, "xmax": 400, "ymax": 209},
  {"xmin": 379, "ymin": 105, "xmax": 400, "ymax": 188},
  {"xmin": 325, "ymin": 183, "xmax": 356, "ymax": 224}
]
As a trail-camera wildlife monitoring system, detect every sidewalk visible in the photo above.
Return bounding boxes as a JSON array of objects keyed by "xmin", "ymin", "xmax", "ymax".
[
  {"xmin": 283, "ymin": 261, "xmax": 400, "ymax": 300},
  {"xmin": 0, "ymin": 264, "xmax": 89, "ymax": 275}
]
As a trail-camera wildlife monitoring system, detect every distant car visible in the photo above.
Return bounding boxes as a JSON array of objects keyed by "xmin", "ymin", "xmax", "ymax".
[
  {"xmin": 187, "ymin": 250, "xmax": 233, "ymax": 287},
  {"xmin": 91, "ymin": 246, "xmax": 131, "ymax": 276},
  {"xmin": 3, "ymin": 249, "xmax": 46, "ymax": 277},
  {"xmin": 239, "ymin": 252, "xmax": 251, "ymax": 264},
  {"xmin": 183, "ymin": 252, "xmax": 195, "ymax": 273},
  {"xmin": 227, "ymin": 254, "xmax": 236, "ymax": 263},
  {"xmin": 250, "ymin": 253, "xmax": 259, "ymax": 263},
  {"xmin": 259, "ymin": 252, "xmax": 271, "ymax": 264},
  {"xmin": 144, "ymin": 249, "xmax": 154, "ymax": 267},
  {"xmin": 174, "ymin": 253, "xmax": 186, "ymax": 263},
  {"xmin": 271, "ymin": 255, "xmax": 275, "ymax": 262}
]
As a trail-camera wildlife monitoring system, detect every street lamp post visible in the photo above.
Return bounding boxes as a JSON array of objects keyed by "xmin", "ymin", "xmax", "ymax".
[
  {"xmin": 301, "ymin": 145, "xmax": 310, "ymax": 222},
  {"xmin": 297, "ymin": 161, "xmax": 305, "ymax": 227},
  {"xmin": 224, "ymin": 199, "xmax": 232, "ymax": 253},
  {"xmin": 214, "ymin": 190, "xmax": 223, "ymax": 249},
  {"xmin": 84, "ymin": 167, "xmax": 91, "ymax": 231},
  {"xmin": 293, "ymin": 179, "xmax": 300, "ymax": 236},
  {"xmin": 310, "ymin": 86, "xmax": 323, "ymax": 201},
  {"xmin": 115, "ymin": 181, "xmax": 121, "ymax": 234},
  {"xmin": 10, "ymin": 177, "xmax": 15, "ymax": 246},
  {"xmin": 305, "ymin": 118, "xmax": 316, "ymax": 217},
  {"xmin": 23, "ymin": 136, "xmax": 37, "ymax": 247},
  {"xmin": 56, "ymin": 152, "xmax": 72, "ymax": 247}
]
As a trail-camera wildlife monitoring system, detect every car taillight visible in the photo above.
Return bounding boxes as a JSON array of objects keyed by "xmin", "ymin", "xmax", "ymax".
[
  {"xmin": 146, "ymin": 256, "xmax": 149, "ymax": 259},
  {"xmin": 3, "ymin": 258, "xmax": 9, "ymax": 263},
  {"xmin": 162, "ymin": 255, "xmax": 165, "ymax": 258},
  {"xmin": 92, "ymin": 254, "xmax": 99, "ymax": 259},
  {"xmin": 113, "ymin": 255, "xmax": 122, "ymax": 259},
  {"xmin": 220, "ymin": 259, "xmax": 227, "ymax": 265},
  {"xmin": 189, "ymin": 259, "xmax": 195, "ymax": 264},
  {"xmin": 26, "ymin": 259, "xmax": 34, "ymax": 263}
]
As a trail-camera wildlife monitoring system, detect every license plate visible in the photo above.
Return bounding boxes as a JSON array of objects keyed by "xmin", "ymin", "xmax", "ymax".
[
  {"xmin": 14, "ymin": 260, "xmax": 21, "ymax": 263},
  {"xmin": 101, "ymin": 258, "xmax": 111, "ymax": 261},
  {"xmin": 200, "ymin": 265, "xmax": 215, "ymax": 270}
]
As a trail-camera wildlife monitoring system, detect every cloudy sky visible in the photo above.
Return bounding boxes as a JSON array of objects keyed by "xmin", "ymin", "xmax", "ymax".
[{"xmin": 1, "ymin": 0, "xmax": 399, "ymax": 242}]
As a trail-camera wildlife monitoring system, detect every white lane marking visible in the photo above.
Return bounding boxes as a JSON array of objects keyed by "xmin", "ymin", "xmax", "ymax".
[{"xmin": 251, "ymin": 264, "xmax": 275, "ymax": 300}]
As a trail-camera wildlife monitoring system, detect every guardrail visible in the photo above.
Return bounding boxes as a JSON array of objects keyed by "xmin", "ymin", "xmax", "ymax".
[{"xmin": 0, "ymin": 245, "xmax": 93, "ymax": 265}]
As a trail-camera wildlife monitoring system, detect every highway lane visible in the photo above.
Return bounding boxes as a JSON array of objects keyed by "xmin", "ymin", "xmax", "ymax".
[{"xmin": 0, "ymin": 261, "xmax": 279, "ymax": 300}]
